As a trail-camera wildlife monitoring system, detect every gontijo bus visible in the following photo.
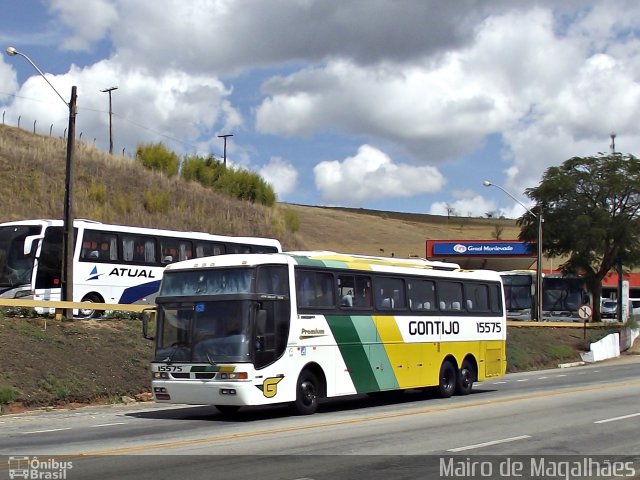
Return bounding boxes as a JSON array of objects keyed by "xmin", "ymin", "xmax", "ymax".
[
  {"xmin": 0, "ymin": 219, "xmax": 281, "ymax": 317},
  {"xmin": 147, "ymin": 251, "xmax": 506, "ymax": 415}
]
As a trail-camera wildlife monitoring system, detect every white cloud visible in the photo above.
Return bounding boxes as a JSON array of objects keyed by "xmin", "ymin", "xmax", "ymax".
[
  {"xmin": 49, "ymin": 0, "xmax": 118, "ymax": 51},
  {"xmin": 48, "ymin": 0, "xmax": 492, "ymax": 73},
  {"xmin": 314, "ymin": 144, "xmax": 445, "ymax": 204},
  {"xmin": 3, "ymin": 58, "xmax": 240, "ymax": 156},
  {"xmin": 429, "ymin": 192, "xmax": 496, "ymax": 218},
  {"xmin": 259, "ymin": 157, "xmax": 299, "ymax": 199},
  {"xmin": 0, "ymin": 58, "xmax": 18, "ymax": 102}
]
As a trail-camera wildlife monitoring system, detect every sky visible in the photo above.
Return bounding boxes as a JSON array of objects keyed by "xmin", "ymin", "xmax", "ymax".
[{"xmin": 1, "ymin": 0, "xmax": 640, "ymax": 218}]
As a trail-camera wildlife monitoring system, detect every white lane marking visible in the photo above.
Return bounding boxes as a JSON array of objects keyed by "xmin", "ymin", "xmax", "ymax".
[
  {"xmin": 556, "ymin": 374, "xmax": 567, "ymax": 377},
  {"xmin": 21, "ymin": 427, "xmax": 72, "ymax": 435},
  {"xmin": 492, "ymin": 381, "xmax": 507, "ymax": 384},
  {"xmin": 448, "ymin": 435, "xmax": 532, "ymax": 452},
  {"xmin": 516, "ymin": 379, "xmax": 529, "ymax": 382},
  {"xmin": 594, "ymin": 412, "xmax": 640, "ymax": 424},
  {"xmin": 538, "ymin": 376, "xmax": 548, "ymax": 380},
  {"xmin": 91, "ymin": 422, "xmax": 127, "ymax": 428}
]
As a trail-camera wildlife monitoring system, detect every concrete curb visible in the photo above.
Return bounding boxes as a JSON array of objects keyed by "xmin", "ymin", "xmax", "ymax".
[{"xmin": 558, "ymin": 361, "xmax": 586, "ymax": 368}]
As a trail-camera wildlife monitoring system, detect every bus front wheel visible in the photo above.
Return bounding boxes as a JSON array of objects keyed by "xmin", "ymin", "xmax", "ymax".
[
  {"xmin": 292, "ymin": 370, "xmax": 320, "ymax": 415},
  {"xmin": 437, "ymin": 360, "xmax": 456, "ymax": 398}
]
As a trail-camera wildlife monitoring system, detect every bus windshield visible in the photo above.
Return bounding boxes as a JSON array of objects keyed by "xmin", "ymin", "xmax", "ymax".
[
  {"xmin": 155, "ymin": 301, "xmax": 252, "ymax": 363},
  {"xmin": 0, "ymin": 225, "xmax": 40, "ymax": 289},
  {"xmin": 154, "ymin": 265, "xmax": 290, "ymax": 364},
  {"xmin": 502, "ymin": 274, "xmax": 533, "ymax": 310},
  {"xmin": 159, "ymin": 268, "xmax": 254, "ymax": 296}
]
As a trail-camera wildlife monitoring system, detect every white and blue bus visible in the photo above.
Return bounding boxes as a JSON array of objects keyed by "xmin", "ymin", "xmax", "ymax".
[
  {"xmin": 147, "ymin": 251, "xmax": 506, "ymax": 415},
  {"xmin": 0, "ymin": 219, "xmax": 281, "ymax": 317}
]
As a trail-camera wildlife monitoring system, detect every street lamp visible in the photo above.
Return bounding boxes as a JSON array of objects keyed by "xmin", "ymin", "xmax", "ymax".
[
  {"xmin": 6, "ymin": 46, "xmax": 77, "ymax": 319},
  {"xmin": 483, "ymin": 180, "xmax": 544, "ymax": 322}
]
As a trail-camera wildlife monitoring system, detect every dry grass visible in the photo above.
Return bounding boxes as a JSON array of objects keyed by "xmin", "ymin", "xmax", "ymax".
[
  {"xmin": 0, "ymin": 124, "xmax": 303, "ymax": 249},
  {"xmin": 284, "ymin": 204, "xmax": 524, "ymax": 260}
]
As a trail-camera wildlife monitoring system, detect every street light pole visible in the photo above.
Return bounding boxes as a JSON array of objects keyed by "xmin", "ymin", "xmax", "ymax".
[
  {"xmin": 7, "ymin": 47, "xmax": 77, "ymax": 319},
  {"xmin": 483, "ymin": 180, "xmax": 544, "ymax": 322}
]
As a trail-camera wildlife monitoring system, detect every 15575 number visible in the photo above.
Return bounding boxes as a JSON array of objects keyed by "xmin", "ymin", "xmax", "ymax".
[
  {"xmin": 157, "ymin": 365, "xmax": 184, "ymax": 372},
  {"xmin": 477, "ymin": 322, "xmax": 502, "ymax": 333}
]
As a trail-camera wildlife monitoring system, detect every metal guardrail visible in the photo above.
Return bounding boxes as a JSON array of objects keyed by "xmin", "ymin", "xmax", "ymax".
[
  {"xmin": 0, "ymin": 298, "xmax": 617, "ymax": 327},
  {"xmin": 0, "ymin": 298, "xmax": 155, "ymax": 320},
  {"xmin": 507, "ymin": 320, "xmax": 622, "ymax": 327}
]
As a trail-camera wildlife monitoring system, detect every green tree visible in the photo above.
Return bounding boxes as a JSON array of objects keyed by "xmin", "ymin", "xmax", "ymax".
[
  {"xmin": 520, "ymin": 153, "xmax": 640, "ymax": 320},
  {"xmin": 135, "ymin": 143, "xmax": 180, "ymax": 177}
]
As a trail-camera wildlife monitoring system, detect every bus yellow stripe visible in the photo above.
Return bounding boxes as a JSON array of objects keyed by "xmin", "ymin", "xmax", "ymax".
[
  {"xmin": 374, "ymin": 315, "xmax": 403, "ymax": 342},
  {"xmin": 374, "ymin": 316, "xmax": 422, "ymax": 388}
]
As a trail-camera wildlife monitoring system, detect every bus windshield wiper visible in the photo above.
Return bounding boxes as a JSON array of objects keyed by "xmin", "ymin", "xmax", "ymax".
[
  {"xmin": 164, "ymin": 341, "xmax": 188, "ymax": 364},
  {"xmin": 206, "ymin": 352, "xmax": 218, "ymax": 366}
]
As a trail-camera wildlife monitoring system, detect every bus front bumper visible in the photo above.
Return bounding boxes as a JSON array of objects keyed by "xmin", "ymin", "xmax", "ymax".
[{"xmin": 151, "ymin": 379, "xmax": 271, "ymax": 406}]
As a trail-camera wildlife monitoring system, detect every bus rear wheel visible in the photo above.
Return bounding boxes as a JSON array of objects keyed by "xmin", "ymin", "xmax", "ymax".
[
  {"xmin": 292, "ymin": 370, "xmax": 320, "ymax": 415},
  {"xmin": 78, "ymin": 294, "xmax": 104, "ymax": 319},
  {"xmin": 437, "ymin": 360, "xmax": 456, "ymax": 398},
  {"xmin": 455, "ymin": 360, "xmax": 475, "ymax": 396}
]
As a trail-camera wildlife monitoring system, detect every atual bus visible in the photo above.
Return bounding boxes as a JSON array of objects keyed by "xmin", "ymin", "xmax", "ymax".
[
  {"xmin": 146, "ymin": 251, "xmax": 506, "ymax": 415},
  {"xmin": 0, "ymin": 219, "xmax": 281, "ymax": 317}
]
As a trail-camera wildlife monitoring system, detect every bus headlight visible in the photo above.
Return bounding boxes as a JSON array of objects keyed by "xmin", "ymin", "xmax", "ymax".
[
  {"xmin": 218, "ymin": 372, "xmax": 248, "ymax": 380},
  {"xmin": 153, "ymin": 372, "xmax": 169, "ymax": 379}
]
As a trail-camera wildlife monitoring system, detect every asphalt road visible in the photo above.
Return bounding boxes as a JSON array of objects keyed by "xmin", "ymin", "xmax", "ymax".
[{"xmin": 1, "ymin": 356, "xmax": 639, "ymax": 479}]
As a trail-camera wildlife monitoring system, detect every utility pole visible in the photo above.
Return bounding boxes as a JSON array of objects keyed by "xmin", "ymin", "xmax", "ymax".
[
  {"xmin": 218, "ymin": 134, "xmax": 233, "ymax": 167},
  {"xmin": 6, "ymin": 47, "xmax": 76, "ymax": 319},
  {"xmin": 101, "ymin": 86, "xmax": 118, "ymax": 154}
]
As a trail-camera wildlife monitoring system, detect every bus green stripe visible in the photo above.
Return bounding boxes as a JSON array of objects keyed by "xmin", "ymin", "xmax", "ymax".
[
  {"xmin": 290, "ymin": 255, "xmax": 348, "ymax": 269},
  {"xmin": 326, "ymin": 315, "xmax": 382, "ymax": 393}
]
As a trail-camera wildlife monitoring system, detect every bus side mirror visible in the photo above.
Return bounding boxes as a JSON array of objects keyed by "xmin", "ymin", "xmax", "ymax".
[
  {"xmin": 23, "ymin": 234, "xmax": 43, "ymax": 256},
  {"xmin": 142, "ymin": 309, "xmax": 156, "ymax": 341}
]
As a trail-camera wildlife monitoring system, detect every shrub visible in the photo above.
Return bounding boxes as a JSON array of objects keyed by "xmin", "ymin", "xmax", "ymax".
[
  {"xmin": 143, "ymin": 189, "xmax": 170, "ymax": 214},
  {"xmin": 135, "ymin": 143, "xmax": 180, "ymax": 177},
  {"xmin": 283, "ymin": 208, "xmax": 300, "ymax": 233},
  {"xmin": 0, "ymin": 386, "xmax": 19, "ymax": 405}
]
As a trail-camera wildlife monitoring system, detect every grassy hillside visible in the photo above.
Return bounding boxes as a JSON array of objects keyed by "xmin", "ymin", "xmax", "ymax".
[
  {"xmin": 0, "ymin": 124, "xmax": 302, "ymax": 248},
  {"xmin": 284, "ymin": 204, "xmax": 523, "ymax": 259}
]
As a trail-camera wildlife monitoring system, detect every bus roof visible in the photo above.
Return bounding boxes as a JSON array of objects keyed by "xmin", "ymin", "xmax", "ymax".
[
  {"xmin": 0, "ymin": 219, "xmax": 282, "ymax": 249},
  {"xmin": 286, "ymin": 251, "xmax": 460, "ymax": 271},
  {"xmin": 163, "ymin": 251, "xmax": 505, "ymax": 282}
]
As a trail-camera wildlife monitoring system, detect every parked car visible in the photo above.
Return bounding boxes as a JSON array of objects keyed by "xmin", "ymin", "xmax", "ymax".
[{"xmin": 600, "ymin": 299, "xmax": 618, "ymax": 319}]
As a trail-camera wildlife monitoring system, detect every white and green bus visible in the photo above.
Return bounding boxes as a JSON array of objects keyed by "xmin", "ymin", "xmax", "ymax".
[
  {"xmin": 0, "ymin": 219, "xmax": 281, "ymax": 317},
  {"xmin": 147, "ymin": 251, "xmax": 507, "ymax": 415}
]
